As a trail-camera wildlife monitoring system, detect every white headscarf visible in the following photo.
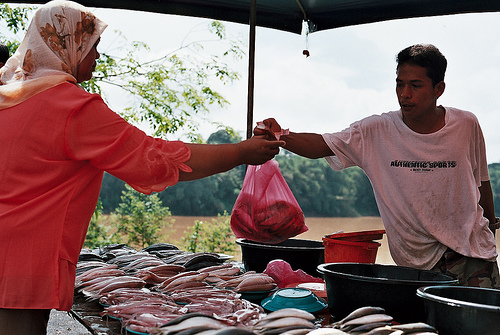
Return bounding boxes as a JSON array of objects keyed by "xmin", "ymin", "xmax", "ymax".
[{"xmin": 0, "ymin": 0, "xmax": 107, "ymax": 109}]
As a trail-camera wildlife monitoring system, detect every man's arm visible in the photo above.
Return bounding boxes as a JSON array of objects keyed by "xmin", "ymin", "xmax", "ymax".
[
  {"xmin": 279, "ymin": 132, "xmax": 334, "ymax": 159},
  {"xmin": 479, "ymin": 180, "xmax": 498, "ymax": 232},
  {"xmin": 253, "ymin": 118, "xmax": 334, "ymax": 159}
]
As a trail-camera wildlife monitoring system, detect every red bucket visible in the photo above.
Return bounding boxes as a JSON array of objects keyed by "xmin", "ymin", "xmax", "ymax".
[{"xmin": 322, "ymin": 230, "xmax": 385, "ymax": 264}]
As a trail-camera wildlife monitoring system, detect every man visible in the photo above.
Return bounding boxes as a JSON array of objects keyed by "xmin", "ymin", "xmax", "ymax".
[{"xmin": 255, "ymin": 44, "xmax": 499, "ymax": 288}]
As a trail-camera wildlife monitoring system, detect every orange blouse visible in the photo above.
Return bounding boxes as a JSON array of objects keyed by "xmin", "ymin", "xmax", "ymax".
[{"xmin": 0, "ymin": 82, "xmax": 191, "ymax": 310}]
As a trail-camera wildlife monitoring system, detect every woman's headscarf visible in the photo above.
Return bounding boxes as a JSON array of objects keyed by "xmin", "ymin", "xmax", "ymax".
[{"xmin": 0, "ymin": 0, "xmax": 107, "ymax": 109}]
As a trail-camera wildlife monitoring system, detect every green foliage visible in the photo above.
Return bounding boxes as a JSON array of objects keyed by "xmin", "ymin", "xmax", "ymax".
[
  {"xmin": 181, "ymin": 212, "xmax": 236, "ymax": 254},
  {"xmin": 111, "ymin": 184, "xmax": 173, "ymax": 248},
  {"xmin": 84, "ymin": 200, "xmax": 120, "ymax": 248},
  {"xmin": 99, "ymin": 172, "xmax": 126, "ymax": 213},
  {"xmin": 0, "ymin": 3, "xmax": 33, "ymax": 53},
  {"xmin": 207, "ymin": 129, "xmax": 241, "ymax": 144},
  {"xmin": 157, "ymin": 129, "xmax": 245, "ymax": 215},
  {"xmin": 80, "ymin": 24, "xmax": 245, "ymax": 141}
]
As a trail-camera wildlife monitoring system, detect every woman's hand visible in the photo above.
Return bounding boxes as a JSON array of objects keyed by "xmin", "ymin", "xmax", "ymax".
[{"xmin": 239, "ymin": 135, "xmax": 285, "ymax": 165}]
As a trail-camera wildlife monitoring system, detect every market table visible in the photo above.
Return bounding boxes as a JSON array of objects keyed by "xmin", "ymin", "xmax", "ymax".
[{"xmin": 70, "ymin": 294, "xmax": 121, "ymax": 335}]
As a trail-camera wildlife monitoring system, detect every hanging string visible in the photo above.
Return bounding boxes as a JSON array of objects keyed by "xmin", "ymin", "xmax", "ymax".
[
  {"xmin": 303, "ymin": 22, "xmax": 310, "ymax": 58},
  {"xmin": 296, "ymin": 0, "xmax": 310, "ymax": 57}
]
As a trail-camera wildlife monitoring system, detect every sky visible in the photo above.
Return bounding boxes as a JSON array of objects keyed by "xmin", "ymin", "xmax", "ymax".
[{"xmin": 5, "ymin": 5, "xmax": 500, "ymax": 163}]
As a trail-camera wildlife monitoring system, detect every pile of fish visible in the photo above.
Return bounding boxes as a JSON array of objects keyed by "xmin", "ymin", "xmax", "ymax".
[
  {"xmin": 79, "ymin": 242, "xmax": 228, "ymax": 271},
  {"xmin": 76, "ymin": 244, "xmax": 438, "ymax": 335},
  {"xmin": 148, "ymin": 308, "xmax": 317, "ymax": 335},
  {"xmin": 324, "ymin": 306, "xmax": 438, "ymax": 335},
  {"xmin": 75, "ymin": 244, "xmax": 278, "ymax": 334}
]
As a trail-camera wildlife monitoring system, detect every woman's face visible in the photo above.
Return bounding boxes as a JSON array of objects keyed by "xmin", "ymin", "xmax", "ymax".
[{"xmin": 76, "ymin": 38, "xmax": 100, "ymax": 83}]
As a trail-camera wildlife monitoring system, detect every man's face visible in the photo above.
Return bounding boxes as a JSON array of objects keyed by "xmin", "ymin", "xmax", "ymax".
[{"xmin": 396, "ymin": 63, "xmax": 444, "ymax": 121}]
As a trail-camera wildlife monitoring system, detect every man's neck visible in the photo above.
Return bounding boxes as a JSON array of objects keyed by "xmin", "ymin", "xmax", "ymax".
[{"xmin": 403, "ymin": 106, "xmax": 445, "ymax": 134}]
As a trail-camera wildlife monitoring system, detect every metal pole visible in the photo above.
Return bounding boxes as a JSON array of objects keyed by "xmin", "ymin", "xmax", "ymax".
[{"xmin": 246, "ymin": 0, "xmax": 256, "ymax": 140}]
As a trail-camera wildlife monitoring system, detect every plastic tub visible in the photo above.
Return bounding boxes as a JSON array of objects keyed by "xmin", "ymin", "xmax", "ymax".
[
  {"xmin": 417, "ymin": 285, "xmax": 500, "ymax": 335},
  {"xmin": 236, "ymin": 238, "xmax": 324, "ymax": 276},
  {"xmin": 317, "ymin": 263, "xmax": 458, "ymax": 323},
  {"xmin": 322, "ymin": 230, "xmax": 385, "ymax": 263},
  {"xmin": 261, "ymin": 288, "xmax": 327, "ymax": 313}
]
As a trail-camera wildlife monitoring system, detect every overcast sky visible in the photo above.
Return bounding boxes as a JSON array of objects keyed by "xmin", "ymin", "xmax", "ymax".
[{"xmin": 7, "ymin": 5, "xmax": 500, "ymax": 163}]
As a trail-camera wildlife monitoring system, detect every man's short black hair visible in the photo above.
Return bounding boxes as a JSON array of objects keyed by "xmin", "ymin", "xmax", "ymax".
[{"xmin": 396, "ymin": 44, "xmax": 447, "ymax": 87}]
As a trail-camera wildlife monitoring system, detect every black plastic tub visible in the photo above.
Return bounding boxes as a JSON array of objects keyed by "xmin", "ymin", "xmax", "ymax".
[
  {"xmin": 236, "ymin": 238, "xmax": 324, "ymax": 276},
  {"xmin": 417, "ymin": 285, "xmax": 500, "ymax": 335},
  {"xmin": 317, "ymin": 263, "xmax": 458, "ymax": 323}
]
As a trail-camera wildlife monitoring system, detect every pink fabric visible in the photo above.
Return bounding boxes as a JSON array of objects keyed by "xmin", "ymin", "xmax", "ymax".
[{"xmin": 0, "ymin": 82, "xmax": 191, "ymax": 310}]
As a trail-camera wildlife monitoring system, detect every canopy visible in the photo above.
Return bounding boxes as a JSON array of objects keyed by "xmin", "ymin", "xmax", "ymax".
[
  {"xmin": 8, "ymin": 0, "xmax": 500, "ymax": 34},
  {"xmin": 6, "ymin": 0, "xmax": 500, "ymax": 137}
]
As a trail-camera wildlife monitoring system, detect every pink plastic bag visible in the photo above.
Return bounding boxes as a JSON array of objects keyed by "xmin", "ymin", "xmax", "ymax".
[
  {"xmin": 263, "ymin": 260, "xmax": 324, "ymax": 288},
  {"xmin": 230, "ymin": 159, "xmax": 307, "ymax": 244}
]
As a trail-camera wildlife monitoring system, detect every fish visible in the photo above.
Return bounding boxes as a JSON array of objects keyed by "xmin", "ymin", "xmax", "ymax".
[
  {"xmin": 160, "ymin": 313, "xmax": 219, "ymax": 327},
  {"xmin": 259, "ymin": 325, "xmax": 315, "ymax": 335},
  {"xmin": 391, "ymin": 322, "xmax": 437, "ymax": 333},
  {"xmin": 364, "ymin": 326, "xmax": 396, "ymax": 335},
  {"xmin": 347, "ymin": 321, "xmax": 392, "ymax": 333},
  {"xmin": 160, "ymin": 272, "xmax": 210, "ymax": 292},
  {"xmin": 254, "ymin": 316, "xmax": 315, "ymax": 330},
  {"xmin": 183, "ymin": 253, "xmax": 225, "ymax": 271},
  {"xmin": 234, "ymin": 275, "xmax": 276, "ymax": 292},
  {"xmin": 142, "ymin": 242, "xmax": 180, "ymax": 252},
  {"xmin": 255, "ymin": 309, "xmax": 315, "ymax": 323},
  {"xmin": 212, "ymin": 327, "xmax": 257, "ymax": 335},
  {"xmin": 157, "ymin": 271, "xmax": 200, "ymax": 289},
  {"xmin": 332, "ymin": 306, "xmax": 386, "ymax": 326},
  {"xmin": 174, "ymin": 326, "xmax": 220, "ymax": 335},
  {"xmin": 340, "ymin": 314, "xmax": 393, "ymax": 329},
  {"xmin": 152, "ymin": 316, "xmax": 226, "ymax": 335},
  {"xmin": 305, "ymin": 328, "xmax": 348, "ymax": 335},
  {"xmin": 280, "ymin": 329, "xmax": 313, "ymax": 335}
]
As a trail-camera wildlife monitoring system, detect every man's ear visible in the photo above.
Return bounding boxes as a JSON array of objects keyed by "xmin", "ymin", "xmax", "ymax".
[{"xmin": 435, "ymin": 81, "xmax": 445, "ymax": 99}]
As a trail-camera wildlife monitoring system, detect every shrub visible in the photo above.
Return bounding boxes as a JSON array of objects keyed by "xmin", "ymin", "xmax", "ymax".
[
  {"xmin": 111, "ymin": 184, "xmax": 173, "ymax": 248},
  {"xmin": 181, "ymin": 212, "xmax": 237, "ymax": 254}
]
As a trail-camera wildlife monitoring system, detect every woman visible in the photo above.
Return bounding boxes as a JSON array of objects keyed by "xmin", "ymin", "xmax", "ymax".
[{"xmin": 0, "ymin": 1, "xmax": 284, "ymax": 333}]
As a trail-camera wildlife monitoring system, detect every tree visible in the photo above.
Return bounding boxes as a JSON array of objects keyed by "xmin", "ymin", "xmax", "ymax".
[
  {"xmin": 181, "ymin": 212, "xmax": 237, "ymax": 254},
  {"xmin": 111, "ymin": 184, "xmax": 173, "ymax": 248},
  {"xmin": 84, "ymin": 200, "xmax": 121, "ymax": 248},
  {"xmin": 0, "ymin": 4, "xmax": 32, "ymax": 53},
  {"xmin": 81, "ymin": 21, "xmax": 245, "ymax": 141},
  {"xmin": 158, "ymin": 128, "xmax": 245, "ymax": 215}
]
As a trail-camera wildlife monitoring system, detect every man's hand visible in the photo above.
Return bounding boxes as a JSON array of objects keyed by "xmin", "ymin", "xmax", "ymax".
[{"xmin": 253, "ymin": 118, "xmax": 282, "ymax": 140}]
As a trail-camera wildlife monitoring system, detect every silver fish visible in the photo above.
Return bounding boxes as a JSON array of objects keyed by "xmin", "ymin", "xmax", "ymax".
[
  {"xmin": 391, "ymin": 322, "xmax": 437, "ymax": 333},
  {"xmin": 254, "ymin": 316, "xmax": 315, "ymax": 330},
  {"xmin": 333, "ymin": 306, "xmax": 385, "ymax": 326},
  {"xmin": 341, "ymin": 314, "xmax": 393, "ymax": 329},
  {"xmin": 256, "ymin": 308, "xmax": 316, "ymax": 323}
]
